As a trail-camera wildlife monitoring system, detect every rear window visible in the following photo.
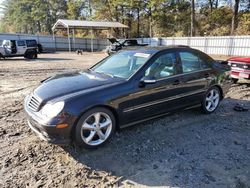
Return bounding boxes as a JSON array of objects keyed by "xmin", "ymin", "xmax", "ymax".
[
  {"xmin": 26, "ymin": 40, "xmax": 37, "ymax": 47},
  {"xmin": 17, "ymin": 40, "xmax": 25, "ymax": 46}
]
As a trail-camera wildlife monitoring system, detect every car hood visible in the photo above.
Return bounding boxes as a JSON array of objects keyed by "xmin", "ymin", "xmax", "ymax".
[
  {"xmin": 228, "ymin": 57, "xmax": 250, "ymax": 64},
  {"xmin": 33, "ymin": 70, "xmax": 124, "ymax": 102},
  {"xmin": 108, "ymin": 38, "xmax": 120, "ymax": 44}
]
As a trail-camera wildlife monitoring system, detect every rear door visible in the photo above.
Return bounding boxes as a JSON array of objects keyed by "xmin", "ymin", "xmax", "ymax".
[{"xmin": 177, "ymin": 49, "xmax": 212, "ymax": 106}]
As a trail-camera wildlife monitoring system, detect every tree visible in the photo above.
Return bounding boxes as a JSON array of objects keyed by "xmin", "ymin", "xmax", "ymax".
[
  {"xmin": 0, "ymin": 0, "xmax": 249, "ymax": 37},
  {"xmin": 67, "ymin": 0, "xmax": 87, "ymax": 20},
  {"xmin": 231, "ymin": 0, "xmax": 240, "ymax": 35}
]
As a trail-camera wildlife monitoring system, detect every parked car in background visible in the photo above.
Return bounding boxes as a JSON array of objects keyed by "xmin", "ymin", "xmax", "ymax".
[
  {"xmin": 106, "ymin": 38, "xmax": 148, "ymax": 55},
  {"xmin": 228, "ymin": 57, "xmax": 250, "ymax": 83},
  {"xmin": 0, "ymin": 39, "xmax": 38, "ymax": 59},
  {"xmin": 24, "ymin": 46, "xmax": 232, "ymax": 149}
]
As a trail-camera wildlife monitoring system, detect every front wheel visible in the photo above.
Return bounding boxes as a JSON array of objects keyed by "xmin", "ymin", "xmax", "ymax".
[
  {"xmin": 75, "ymin": 107, "xmax": 116, "ymax": 149},
  {"xmin": 201, "ymin": 87, "xmax": 221, "ymax": 114}
]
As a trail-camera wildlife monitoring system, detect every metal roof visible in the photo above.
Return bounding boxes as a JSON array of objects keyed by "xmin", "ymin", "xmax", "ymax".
[{"xmin": 52, "ymin": 19, "xmax": 128, "ymax": 30}]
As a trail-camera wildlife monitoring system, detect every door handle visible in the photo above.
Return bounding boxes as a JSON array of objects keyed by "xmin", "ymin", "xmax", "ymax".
[{"xmin": 172, "ymin": 80, "xmax": 180, "ymax": 85}]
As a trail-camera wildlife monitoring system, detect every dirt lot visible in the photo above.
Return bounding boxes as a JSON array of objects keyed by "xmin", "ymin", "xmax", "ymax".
[{"xmin": 0, "ymin": 52, "xmax": 250, "ymax": 188}]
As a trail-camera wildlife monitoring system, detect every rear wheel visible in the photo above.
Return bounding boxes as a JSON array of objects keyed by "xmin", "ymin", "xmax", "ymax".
[
  {"xmin": 33, "ymin": 52, "xmax": 38, "ymax": 59},
  {"xmin": 24, "ymin": 51, "xmax": 37, "ymax": 59},
  {"xmin": 75, "ymin": 107, "xmax": 116, "ymax": 149},
  {"xmin": 201, "ymin": 87, "xmax": 221, "ymax": 114}
]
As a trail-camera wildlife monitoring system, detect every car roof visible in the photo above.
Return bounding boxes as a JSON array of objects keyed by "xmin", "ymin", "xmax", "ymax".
[{"xmin": 120, "ymin": 45, "xmax": 191, "ymax": 54}]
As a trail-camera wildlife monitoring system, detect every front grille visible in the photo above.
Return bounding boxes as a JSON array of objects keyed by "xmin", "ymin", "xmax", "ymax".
[
  {"xmin": 28, "ymin": 95, "xmax": 42, "ymax": 112},
  {"xmin": 230, "ymin": 62, "xmax": 250, "ymax": 70}
]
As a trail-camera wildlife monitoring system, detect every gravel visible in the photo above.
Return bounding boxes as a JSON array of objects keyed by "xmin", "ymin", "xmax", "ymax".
[{"xmin": 0, "ymin": 52, "xmax": 249, "ymax": 187}]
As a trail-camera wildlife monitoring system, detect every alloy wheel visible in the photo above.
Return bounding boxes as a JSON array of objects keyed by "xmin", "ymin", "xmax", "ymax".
[
  {"xmin": 205, "ymin": 89, "xmax": 220, "ymax": 112},
  {"xmin": 80, "ymin": 112, "xmax": 112, "ymax": 146}
]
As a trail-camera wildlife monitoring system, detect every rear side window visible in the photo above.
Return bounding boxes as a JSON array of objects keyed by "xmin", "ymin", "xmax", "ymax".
[
  {"xmin": 17, "ymin": 40, "xmax": 25, "ymax": 46},
  {"xmin": 26, "ymin": 40, "xmax": 37, "ymax": 47},
  {"xmin": 198, "ymin": 52, "xmax": 213, "ymax": 69},
  {"xmin": 179, "ymin": 52, "xmax": 200, "ymax": 73},
  {"xmin": 179, "ymin": 51, "xmax": 211, "ymax": 73}
]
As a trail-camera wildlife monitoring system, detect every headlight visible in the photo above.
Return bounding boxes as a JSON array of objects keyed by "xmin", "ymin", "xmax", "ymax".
[{"xmin": 41, "ymin": 101, "xmax": 64, "ymax": 118}]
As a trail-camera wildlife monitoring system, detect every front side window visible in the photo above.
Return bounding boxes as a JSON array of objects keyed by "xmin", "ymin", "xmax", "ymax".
[
  {"xmin": 145, "ymin": 52, "xmax": 176, "ymax": 79},
  {"xmin": 92, "ymin": 51, "xmax": 152, "ymax": 79}
]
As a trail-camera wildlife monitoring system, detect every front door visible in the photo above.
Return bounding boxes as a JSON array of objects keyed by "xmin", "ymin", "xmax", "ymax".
[
  {"xmin": 2, "ymin": 40, "xmax": 12, "ymax": 55},
  {"xmin": 126, "ymin": 51, "xmax": 186, "ymax": 121}
]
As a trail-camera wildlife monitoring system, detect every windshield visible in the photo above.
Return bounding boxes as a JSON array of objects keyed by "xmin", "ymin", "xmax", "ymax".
[{"xmin": 92, "ymin": 51, "xmax": 152, "ymax": 79}]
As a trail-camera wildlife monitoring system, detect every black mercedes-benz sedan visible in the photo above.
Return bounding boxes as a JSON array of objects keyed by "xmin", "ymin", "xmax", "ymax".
[{"xmin": 24, "ymin": 46, "xmax": 232, "ymax": 148}]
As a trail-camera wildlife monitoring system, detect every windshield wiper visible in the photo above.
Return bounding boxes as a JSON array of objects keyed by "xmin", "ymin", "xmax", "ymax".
[{"xmin": 95, "ymin": 71, "xmax": 114, "ymax": 78}]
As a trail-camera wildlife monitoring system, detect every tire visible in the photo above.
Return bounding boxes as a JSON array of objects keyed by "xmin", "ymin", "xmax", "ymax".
[
  {"xmin": 74, "ymin": 107, "xmax": 116, "ymax": 149},
  {"xmin": 33, "ymin": 52, "xmax": 38, "ymax": 59},
  {"xmin": 24, "ymin": 51, "xmax": 37, "ymax": 59},
  {"xmin": 232, "ymin": 78, "xmax": 238, "ymax": 84},
  {"xmin": 201, "ymin": 86, "xmax": 221, "ymax": 114},
  {"xmin": 37, "ymin": 43, "xmax": 43, "ymax": 53},
  {"xmin": 24, "ymin": 52, "xmax": 33, "ymax": 59}
]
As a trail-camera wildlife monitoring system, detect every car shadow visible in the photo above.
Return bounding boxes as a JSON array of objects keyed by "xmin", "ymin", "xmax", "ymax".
[
  {"xmin": 33, "ymin": 57, "xmax": 74, "ymax": 61},
  {"xmin": 62, "ymin": 97, "xmax": 250, "ymax": 187},
  {"xmin": 0, "ymin": 57, "xmax": 74, "ymax": 62}
]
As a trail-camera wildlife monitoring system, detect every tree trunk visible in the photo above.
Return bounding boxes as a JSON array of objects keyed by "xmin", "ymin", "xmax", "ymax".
[
  {"xmin": 37, "ymin": 21, "xmax": 41, "ymax": 33},
  {"xmin": 191, "ymin": 0, "xmax": 196, "ymax": 37},
  {"xmin": 215, "ymin": 0, "xmax": 219, "ymax": 8},
  {"xmin": 137, "ymin": 7, "xmax": 140, "ymax": 38},
  {"xmin": 231, "ymin": 0, "xmax": 240, "ymax": 35},
  {"xmin": 121, "ymin": 5, "xmax": 125, "ymax": 38},
  {"xmin": 209, "ymin": 0, "xmax": 213, "ymax": 12},
  {"xmin": 149, "ymin": 7, "xmax": 152, "ymax": 38}
]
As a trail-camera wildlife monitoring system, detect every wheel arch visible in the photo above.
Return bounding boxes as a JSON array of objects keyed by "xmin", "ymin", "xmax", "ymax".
[
  {"xmin": 210, "ymin": 84, "xmax": 224, "ymax": 100},
  {"xmin": 70, "ymin": 104, "xmax": 120, "ymax": 140},
  {"xmin": 24, "ymin": 48, "xmax": 37, "ymax": 55}
]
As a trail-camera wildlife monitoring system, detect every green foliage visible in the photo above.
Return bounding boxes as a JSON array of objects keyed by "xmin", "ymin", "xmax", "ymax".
[
  {"xmin": 198, "ymin": 6, "xmax": 233, "ymax": 36},
  {"xmin": 235, "ymin": 12, "xmax": 250, "ymax": 35},
  {"xmin": 0, "ymin": 0, "xmax": 249, "ymax": 37}
]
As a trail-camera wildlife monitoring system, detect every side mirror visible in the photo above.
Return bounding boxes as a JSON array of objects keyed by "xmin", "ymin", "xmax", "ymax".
[
  {"xmin": 216, "ymin": 60, "xmax": 228, "ymax": 65},
  {"xmin": 139, "ymin": 76, "xmax": 156, "ymax": 87}
]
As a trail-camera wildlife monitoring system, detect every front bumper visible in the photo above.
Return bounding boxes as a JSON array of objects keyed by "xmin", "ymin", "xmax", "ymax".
[
  {"xmin": 27, "ymin": 117, "xmax": 71, "ymax": 145},
  {"xmin": 231, "ymin": 68, "xmax": 250, "ymax": 79},
  {"xmin": 24, "ymin": 96, "xmax": 71, "ymax": 145}
]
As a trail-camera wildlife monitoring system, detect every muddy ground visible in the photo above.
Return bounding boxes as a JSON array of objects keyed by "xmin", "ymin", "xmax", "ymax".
[{"xmin": 0, "ymin": 52, "xmax": 249, "ymax": 188}]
